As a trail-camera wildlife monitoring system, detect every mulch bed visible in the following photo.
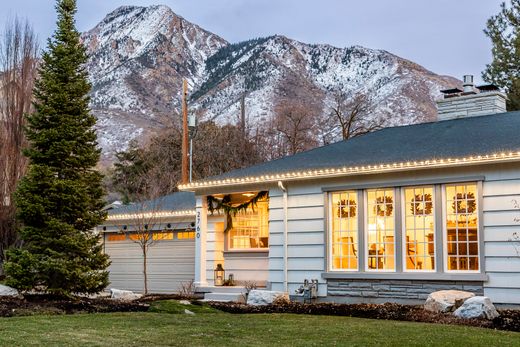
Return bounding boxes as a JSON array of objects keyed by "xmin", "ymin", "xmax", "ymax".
[{"xmin": 208, "ymin": 301, "xmax": 520, "ymax": 333}]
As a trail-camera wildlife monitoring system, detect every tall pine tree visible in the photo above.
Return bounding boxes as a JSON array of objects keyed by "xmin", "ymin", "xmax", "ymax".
[
  {"xmin": 483, "ymin": 0, "xmax": 520, "ymax": 111},
  {"xmin": 3, "ymin": 0, "xmax": 110, "ymax": 295}
]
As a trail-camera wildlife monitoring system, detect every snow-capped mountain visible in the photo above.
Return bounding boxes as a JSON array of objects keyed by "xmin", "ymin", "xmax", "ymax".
[
  {"xmin": 82, "ymin": 5, "xmax": 458, "ymax": 165},
  {"xmin": 81, "ymin": 5, "xmax": 227, "ymax": 164}
]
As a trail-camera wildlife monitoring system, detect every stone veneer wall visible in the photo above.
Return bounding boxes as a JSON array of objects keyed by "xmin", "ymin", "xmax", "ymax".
[{"xmin": 327, "ymin": 279, "xmax": 484, "ymax": 302}]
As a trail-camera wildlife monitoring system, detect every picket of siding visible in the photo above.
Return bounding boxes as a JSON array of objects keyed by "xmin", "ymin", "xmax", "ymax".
[{"xmin": 482, "ymin": 177, "xmax": 520, "ymax": 304}]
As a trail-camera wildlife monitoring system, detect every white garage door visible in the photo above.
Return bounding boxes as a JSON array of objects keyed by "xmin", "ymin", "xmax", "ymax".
[{"xmin": 104, "ymin": 233, "xmax": 195, "ymax": 294}]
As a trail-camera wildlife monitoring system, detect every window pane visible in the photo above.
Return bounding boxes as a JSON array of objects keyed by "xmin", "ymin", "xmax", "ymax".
[
  {"xmin": 445, "ymin": 183, "xmax": 479, "ymax": 271},
  {"xmin": 331, "ymin": 191, "xmax": 358, "ymax": 270},
  {"xmin": 229, "ymin": 198, "xmax": 269, "ymax": 249},
  {"xmin": 367, "ymin": 188, "xmax": 395, "ymax": 270},
  {"xmin": 404, "ymin": 186, "xmax": 435, "ymax": 271}
]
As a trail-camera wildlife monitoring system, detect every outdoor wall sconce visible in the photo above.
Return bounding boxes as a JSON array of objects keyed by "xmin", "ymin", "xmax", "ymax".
[
  {"xmin": 214, "ymin": 263, "xmax": 225, "ymax": 286},
  {"xmin": 123, "ymin": 225, "xmax": 127, "ymax": 230},
  {"xmin": 167, "ymin": 223, "xmax": 172, "ymax": 229}
]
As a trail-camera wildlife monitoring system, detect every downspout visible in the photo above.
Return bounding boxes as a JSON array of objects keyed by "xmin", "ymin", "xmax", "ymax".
[{"xmin": 278, "ymin": 181, "xmax": 288, "ymax": 293}]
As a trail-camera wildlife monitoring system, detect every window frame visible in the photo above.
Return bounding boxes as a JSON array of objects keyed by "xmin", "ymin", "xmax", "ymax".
[
  {"xmin": 325, "ymin": 180, "xmax": 483, "ymax": 277},
  {"xmin": 401, "ymin": 185, "xmax": 437, "ymax": 273},
  {"xmin": 328, "ymin": 190, "xmax": 360, "ymax": 272},
  {"xmin": 364, "ymin": 188, "xmax": 397, "ymax": 272},
  {"xmin": 442, "ymin": 183, "xmax": 481, "ymax": 274},
  {"xmin": 226, "ymin": 199, "xmax": 269, "ymax": 252}
]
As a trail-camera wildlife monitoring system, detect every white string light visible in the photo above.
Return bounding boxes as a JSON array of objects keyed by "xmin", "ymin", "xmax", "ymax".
[
  {"xmin": 107, "ymin": 210, "xmax": 196, "ymax": 221},
  {"xmin": 178, "ymin": 151, "xmax": 520, "ymax": 191}
]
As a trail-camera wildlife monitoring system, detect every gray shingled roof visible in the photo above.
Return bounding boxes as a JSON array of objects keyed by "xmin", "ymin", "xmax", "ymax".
[
  {"xmin": 195, "ymin": 111, "xmax": 520, "ymax": 183},
  {"xmin": 108, "ymin": 191, "xmax": 195, "ymax": 216}
]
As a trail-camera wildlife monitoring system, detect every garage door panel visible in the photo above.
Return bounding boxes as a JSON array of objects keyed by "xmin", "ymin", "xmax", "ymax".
[{"xmin": 104, "ymin": 238, "xmax": 195, "ymax": 294}]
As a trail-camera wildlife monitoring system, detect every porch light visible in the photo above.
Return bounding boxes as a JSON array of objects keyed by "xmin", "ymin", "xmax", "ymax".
[{"xmin": 214, "ymin": 263, "xmax": 225, "ymax": 286}]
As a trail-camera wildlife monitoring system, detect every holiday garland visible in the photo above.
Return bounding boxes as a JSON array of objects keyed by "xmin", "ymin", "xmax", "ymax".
[
  {"xmin": 410, "ymin": 193, "xmax": 433, "ymax": 215},
  {"xmin": 337, "ymin": 199, "xmax": 357, "ymax": 218},
  {"xmin": 207, "ymin": 191, "xmax": 269, "ymax": 232},
  {"xmin": 452, "ymin": 192, "xmax": 476, "ymax": 214},
  {"xmin": 375, "ymin": 196, "xmax": 393, "ymax": 216}
]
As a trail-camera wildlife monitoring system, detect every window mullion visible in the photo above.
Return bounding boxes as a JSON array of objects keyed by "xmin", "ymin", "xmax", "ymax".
[
  {"xmin": 395, "ymin": 187, "xmax": 403, "ymax": 273},
  {"xmin": 357, "ymin": 190, "xmax": 365, "ymax": 272},
  {"xmin": 435, "ymin": 184, "xmax": 444, "ymax": 273}
]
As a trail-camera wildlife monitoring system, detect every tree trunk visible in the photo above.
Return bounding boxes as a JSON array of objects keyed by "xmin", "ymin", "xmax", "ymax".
[{"xmin": 142, "ymin": 246, "xmax": 148, "ymax": 294}]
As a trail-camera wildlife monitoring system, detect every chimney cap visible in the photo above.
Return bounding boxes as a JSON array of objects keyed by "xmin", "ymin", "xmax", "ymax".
[{"xmin": 476, "ymin": 84, "xmax": 500, "ymax": 92}]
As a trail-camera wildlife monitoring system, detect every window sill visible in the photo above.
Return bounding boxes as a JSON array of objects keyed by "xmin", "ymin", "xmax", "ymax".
[
  {"xmin": 322, "ymin": 272, "xmax": 488, "ymax": 282},
  {"xmin": 223, "ymin": 250, "xmax": 269, "ymax": 258}
]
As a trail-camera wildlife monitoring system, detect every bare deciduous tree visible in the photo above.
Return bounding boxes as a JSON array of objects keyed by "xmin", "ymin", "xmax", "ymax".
[
  {"xmin": 0, "ymin": 18, "xmax": 38, "ymax": 264},
  {"xmin": 115, "ymin": 171, "xmax": 192, "ymax": 294},
  {"xmin": 273, "ymin": 100, "xmax": 318, "ymax": 156},
  {"xmin": 330, "ymin": 91, "xmax": 383, "ymax": 141}
]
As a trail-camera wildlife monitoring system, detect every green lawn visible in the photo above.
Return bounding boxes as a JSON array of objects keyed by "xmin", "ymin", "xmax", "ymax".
[{"xmin": 0, "ymin": 301, "xmax": 518, "ymax": 346}]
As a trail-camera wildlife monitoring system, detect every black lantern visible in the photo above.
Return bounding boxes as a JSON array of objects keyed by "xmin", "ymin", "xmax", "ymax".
[{"xmin": 214, "ymin": 263, "xmax": 225, "ymax": 286}]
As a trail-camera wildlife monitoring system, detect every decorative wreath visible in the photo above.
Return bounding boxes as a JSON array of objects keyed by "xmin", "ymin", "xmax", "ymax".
[
  {"xmin": 375, "ymin": 196, "xmax": 393, "ymax": 216},
  {"xmin": 410, "ymin": 193, "xmax": 433, "ymax": 215},
  {"xmin": 451, "ymin": 192, "xmax": 476, "ymax": 214},
  {"xmin": 337, "ymin": 199, "xmax": 356, "ymax": 218}
]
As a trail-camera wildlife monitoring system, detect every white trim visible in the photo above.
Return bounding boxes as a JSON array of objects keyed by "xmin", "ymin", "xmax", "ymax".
[
  {"xmin": 442, "ymin": 183, "xmax": 482, "ymax": 274},
  {"xmin": 364, "ymin": 188, "xmax": 396, "ymax": 273},
  {"xmin": 401, "ymin": 185, "xmax": 437, "ymax": 273},
  {"xmin": 327, "ymin": 190, "xmax": 359, "ymax": 272}
]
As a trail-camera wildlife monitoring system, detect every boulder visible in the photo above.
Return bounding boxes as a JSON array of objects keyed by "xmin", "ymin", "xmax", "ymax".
[
  {"xmin": 179, "ymin": 300, "xmax": 191, "ymax": 305},
  {"xmin": 184, "ymin": 309, "xmax": 195, "ymax": 315},
  {"xmin": 247, "ymin": 290, "xmax": 289, "ymax": 306},
  {"xmin": 110, "ymin": 288, "xmax": 142, "ymax": 301},
  {"xmin": 0, "ymin": 284, "xmax": 18, "ymax": 297},
  {"xmin": 424, "ymin": 290, "xmax": 475, "ymax": 313},
  {"xmin": 454, "ymin": 296, "xmax": 499, "ymax": 320}
]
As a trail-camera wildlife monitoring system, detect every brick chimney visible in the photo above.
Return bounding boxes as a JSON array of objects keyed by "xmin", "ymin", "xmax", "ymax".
[{"xmin": 436, "ymin": 75, "xmax": 507, "ymax": 121}]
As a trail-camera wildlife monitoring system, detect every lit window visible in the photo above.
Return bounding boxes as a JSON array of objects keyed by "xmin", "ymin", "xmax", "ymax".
[
  {"xmin": 330, "ymin": 191, "xmax": 358, "ymax": 270},
  {"xmin": 366, "ymin": 188, "xmax": 395, "ymax": 270},
  {"xmin": 229, "ymin": 199, "xmax": 269, "ymax": 250},
  {"xmin": 445, "ymin": 183, "xmax": 479, "ymax": 271},
  {"xmin": 404, "ymin": 186, "xmax": 435, "ymax": 271},
  {"xmin": 178, "ymin": 231, "xmax": 195, "ymax": 240},
  {"xmin": 107, "ymin": 233, "xmax": 126, "ymax": 241},
  {"xmin": 153, "ymin": 232, "xmax": 174, "ymax": 241}
]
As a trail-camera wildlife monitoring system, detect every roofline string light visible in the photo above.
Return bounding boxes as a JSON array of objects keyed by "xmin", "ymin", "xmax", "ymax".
[
  {"xmin": 107, "ymin": 210, "xmax": 196, "ymax": 221},
  {"xmin": 178, "ymin": 151, "xmax": 520, "ymax": 190}
]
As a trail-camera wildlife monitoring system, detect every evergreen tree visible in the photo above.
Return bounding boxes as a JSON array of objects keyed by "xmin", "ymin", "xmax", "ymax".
[
  {"xmin": 3, "ymin": 0, "xmax": 110, "ymax": 295},
  {"xmin": 483, "ymin": 0, "xmax": 520, "ymax": 111}
]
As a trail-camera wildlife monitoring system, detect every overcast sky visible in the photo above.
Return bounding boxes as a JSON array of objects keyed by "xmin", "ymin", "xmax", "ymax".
[{"xmin": 1, "ymin": 0, "xmax": 505, "ymax": 83}]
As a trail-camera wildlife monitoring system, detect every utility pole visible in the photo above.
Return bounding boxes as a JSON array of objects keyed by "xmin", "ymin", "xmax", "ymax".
[
  {"xmin": 181, "ymin": 79, "xmax": 189, "ymax": 184},
  {"xmin": 240, "ymin": 93, "xmax": 246, "ymax": 137}
]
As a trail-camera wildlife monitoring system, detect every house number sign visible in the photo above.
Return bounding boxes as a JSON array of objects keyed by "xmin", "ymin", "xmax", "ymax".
[{"xmin": 196, "ymin": 210, "xmax": 201, "ymax": 238}]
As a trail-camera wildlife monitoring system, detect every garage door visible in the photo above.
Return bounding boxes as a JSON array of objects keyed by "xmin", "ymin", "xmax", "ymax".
[{"xmin": 104, "ymin": 232, "xmax": 195, "ymax": 294}]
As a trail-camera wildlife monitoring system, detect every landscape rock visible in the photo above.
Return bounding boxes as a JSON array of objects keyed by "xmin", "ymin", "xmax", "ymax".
[
  {"xmin": 0, "ymin": 284, "xmax": 19, "ymax": 297},
  {"xmin": 184, "ymin": 309, "xmax": 195, "ymax": 315},
  {"xmin": 179, "ymin": 300, "xmax": 191, "ymax": 305},
  {"xmin": 454, "ymin": 296, "xmax": 499, "ymax": 320},
  {"xmin": 424, "ymin": 290, "xmax": 475, "ymax": 313},
  {"xmin": 110, "ymin": 288, "xmax": 142, "ymax": 301},
  {"xmin": 247, "ymin": 290, "xmax": 289, "ymax": 306}
]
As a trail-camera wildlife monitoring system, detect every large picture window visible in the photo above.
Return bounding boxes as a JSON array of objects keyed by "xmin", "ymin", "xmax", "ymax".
[
  {"xmin": 404, "ymin": 186, "xmax": 435, "ymax": 271},
  {"xmin": 366, "ymin": 189, "xmax": 395, "ymax": 271},
  {"xmin": 330, "ymin": 191, "xmax": 358, "ymax": 270},
  {"xmin": 445, "ymin": 183, "xmax": 479, "ymax": 271},
  {"xmin": 229, "ymin": 199, "xmax": 269, "ymax": 250}
]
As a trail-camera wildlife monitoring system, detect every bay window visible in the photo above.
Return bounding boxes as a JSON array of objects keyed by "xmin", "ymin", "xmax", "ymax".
[{"xmin": 328, "ymin": 182, "xmax": 480, "ymax": 274}]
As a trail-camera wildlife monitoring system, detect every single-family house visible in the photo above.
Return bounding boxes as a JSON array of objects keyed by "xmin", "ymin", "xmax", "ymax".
[{"xmin": 179, "ymin": 77, "xmax": 520, "ymax": 306}]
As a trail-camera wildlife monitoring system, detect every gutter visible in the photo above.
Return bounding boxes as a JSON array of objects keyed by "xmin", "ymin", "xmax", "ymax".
[{"xmin": 278, "ymin": 181, "xmax": 288, "ymax": 293}]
